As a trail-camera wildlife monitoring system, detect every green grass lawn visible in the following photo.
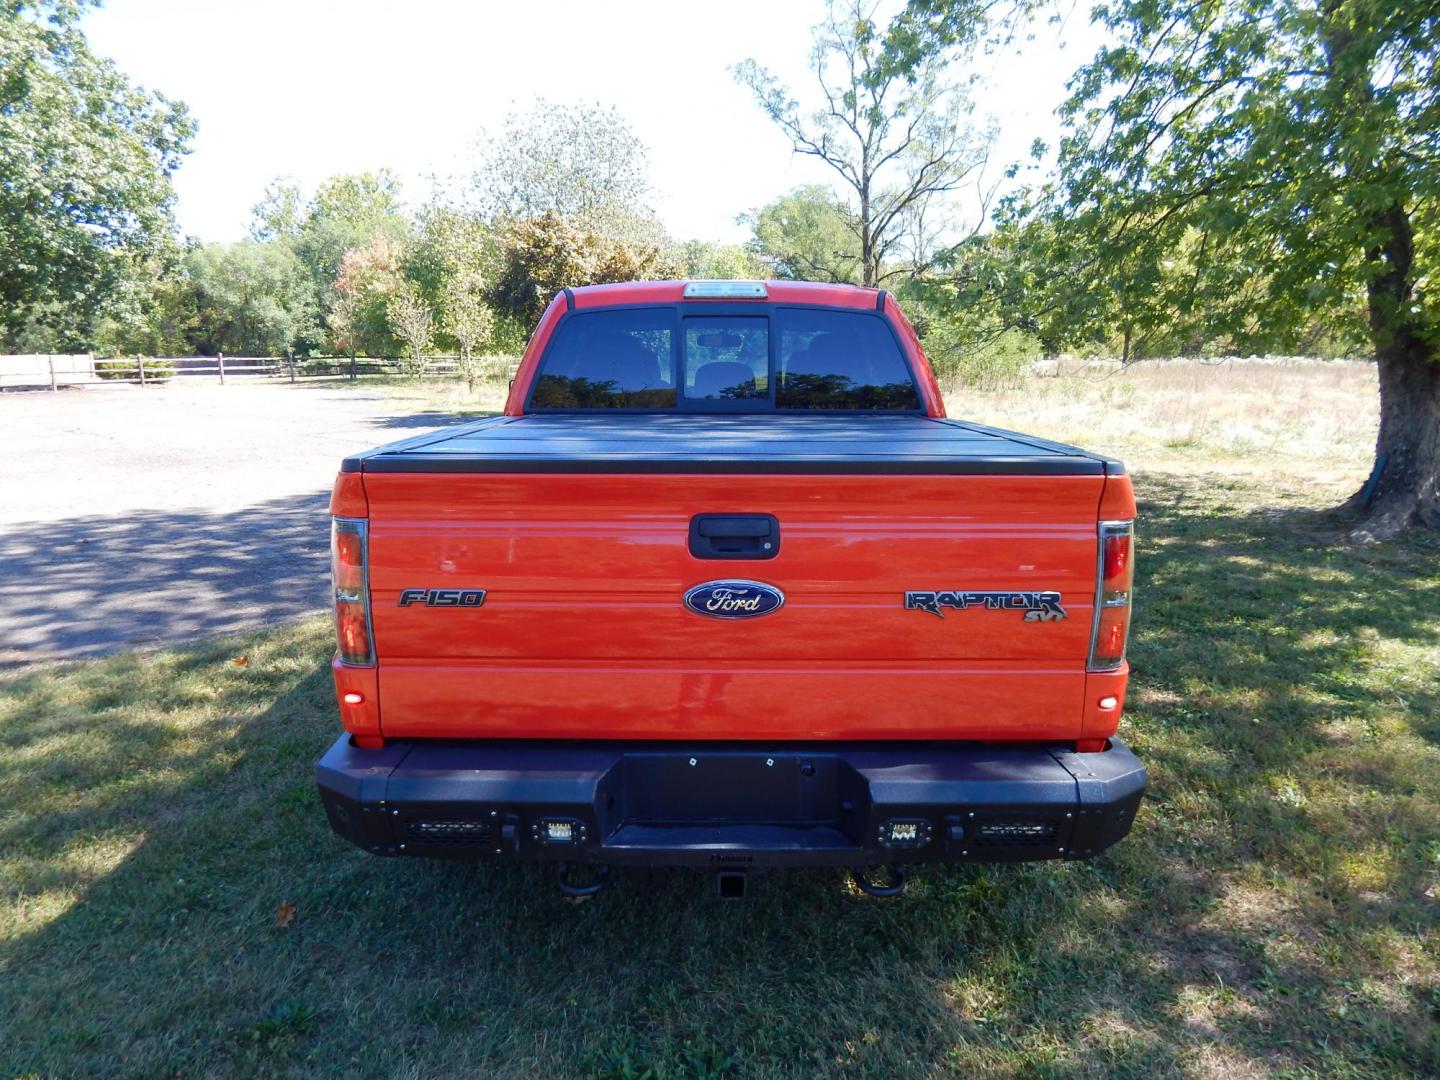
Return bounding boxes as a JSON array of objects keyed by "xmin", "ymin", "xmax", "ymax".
[{"xmin": 3, "ymin": 367, "xmax": 1439, "ymax": 1077}]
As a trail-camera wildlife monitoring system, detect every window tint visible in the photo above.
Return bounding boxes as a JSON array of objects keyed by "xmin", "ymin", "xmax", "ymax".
[
  {"xmin": 776, "ymin": 309, "xmax": 920, "ymax": 410},
  {"xmin": 684, "ymin": 318, "xmax": 767, "ymax": 401},
  {"xmin": 529, "ymin": 305, "xmax": 922, "ymax": 411},
  {"xmin": 530, "ymin": 309, "xmax": 675, "ymax": 409}
]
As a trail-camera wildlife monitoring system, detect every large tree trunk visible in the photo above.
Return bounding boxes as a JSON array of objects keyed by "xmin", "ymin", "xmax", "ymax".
[
  {"xmin": 1346, "ymin": 202, "xmax": 1440, "ymax": 540},
  {"xmin": 1348, "ymin": 344, "xmax": 1440, "ymax": 540}
]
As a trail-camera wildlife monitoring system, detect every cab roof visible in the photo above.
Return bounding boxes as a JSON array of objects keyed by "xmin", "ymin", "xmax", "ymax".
[{"xmin": 566, "ymin": 280, "xmax": 886, "ymax": 311}]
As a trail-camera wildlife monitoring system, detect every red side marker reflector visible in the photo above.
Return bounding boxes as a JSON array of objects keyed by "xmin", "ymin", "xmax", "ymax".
[{"xmin": 342, "ymin": 691, "xmax": 365, "ymax": 706}]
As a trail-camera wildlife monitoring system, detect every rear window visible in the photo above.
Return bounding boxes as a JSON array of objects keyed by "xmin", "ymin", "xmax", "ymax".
[
  {"xmin": 775, "ymin": 309, "xmax": 920, "ymax": 410},
  {"xmin": 684, "ymin": 317, "xmax": 767, "ymax": 401},
  {"xmin": 529, "ymin": 308, "xmax": 676, "ymax": 409},
  {"xmin": 529, "ymin": 306, "xmax": 921, "ymax": 411}
]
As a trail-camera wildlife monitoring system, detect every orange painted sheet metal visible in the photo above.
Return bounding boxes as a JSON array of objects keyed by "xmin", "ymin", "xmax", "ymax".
[
  {"xmin": 364, "ymin": 470, "xmax": 1106, "ymax": 740},
  {"xmin": 376, "ymin": 659, "xmax": 1087, "ymax": 741},
  {"xmin": 1081, "ymin": 664, "xmax": 1129, "ymax": 741},
  {"xmin": 363, "ymin": 472, "xmax": 1103, "ymax": 664}
]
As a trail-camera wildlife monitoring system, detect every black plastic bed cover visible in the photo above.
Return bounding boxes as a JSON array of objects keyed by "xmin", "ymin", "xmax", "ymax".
[{"xmin": 340, "ymin": 414, "xmax": 1125, "ymax": 476}]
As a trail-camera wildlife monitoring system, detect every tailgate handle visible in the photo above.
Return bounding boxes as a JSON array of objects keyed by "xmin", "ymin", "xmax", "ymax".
[{"xmin": 689, "ymin": 514, "xmax": 780, "ymax": 559}]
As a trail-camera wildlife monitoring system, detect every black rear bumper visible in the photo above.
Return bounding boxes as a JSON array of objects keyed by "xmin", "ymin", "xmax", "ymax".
[{"xmin": 315, "ymin": 737, "xmax": 1145, "ymax": 867}]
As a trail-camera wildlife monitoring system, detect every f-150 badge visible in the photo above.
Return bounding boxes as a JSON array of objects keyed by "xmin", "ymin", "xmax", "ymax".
[
  {"xmin": 398, "ymin": 588, "xmax": 486, "ymax": 607},
  {"xmin": 905, "ymin": 590, "xmax": 1066, "ymax": 621},
  {"xmin": 684, "ymin": 580, "xmax": 784, "ymax": 619}
]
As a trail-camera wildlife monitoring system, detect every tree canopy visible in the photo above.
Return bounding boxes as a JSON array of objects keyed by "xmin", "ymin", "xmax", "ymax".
[
  {"xmin": 407, "ymin": 201, "xmax": 498, "ymax": 372},
  {"xmin": 742, "ymin": 185, "xmax": 863, "ymax": 284},
  {"xmin": 1041, "ymin": 0, "xmax": 1440, "ymax": 536},
  {"xmin": 0, "ymin": 0, "xmax": 194, "ymax": 349},
  {"xmin": 491, "ymin": 212, "xmax": 680, "ymax": 324},
  {"xmin": 471, "ymin": 101, "xmax": 660, "ymax": 243},
  {"xmin": 894, "ymin": 0, "xmax": 1440, "ymax": 535},
  {"xmin": 676, "ymin": 239, "xmax": 768, "ymax": 282},
  {"xmin": 293, "ymin": 170, "xmax": 411, "ymax": 298},
  {"xmin": 186, "ymin": 241, "xmax": 317, "ymax": 357}
]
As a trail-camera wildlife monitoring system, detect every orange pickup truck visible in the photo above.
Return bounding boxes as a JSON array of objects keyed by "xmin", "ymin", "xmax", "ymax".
[{"xmin": 316, "ymin": 280, "xmax": 1144, "ymax": 897}]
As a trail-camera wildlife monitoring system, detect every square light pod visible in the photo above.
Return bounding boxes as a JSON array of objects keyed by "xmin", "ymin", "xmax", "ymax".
[
  {"xmin": 530, "ymin": 817, "xmax": 588, "ymax": 846},
  {"xmin": 877, "ymin": 818, "xmax": 932, "ymax": 849}
]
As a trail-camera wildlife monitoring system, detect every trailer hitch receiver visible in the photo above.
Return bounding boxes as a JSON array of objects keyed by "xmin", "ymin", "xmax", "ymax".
[
  {"xmin": 716, "ymin": 870, "xmax": 748, "ymax": 899},
  {"xmin": 852, "ymin": 864, "xmax": 907, "ymax": 897},
  {"xmin": 557, "ymin": 862, "xmax": 610, "ymax": 897}
]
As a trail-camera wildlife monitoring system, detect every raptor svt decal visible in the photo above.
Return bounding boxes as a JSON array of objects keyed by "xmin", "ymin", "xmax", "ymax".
[{"xmin": 904, "ymin": 590, "xmax": 1067, "ymax": 621}]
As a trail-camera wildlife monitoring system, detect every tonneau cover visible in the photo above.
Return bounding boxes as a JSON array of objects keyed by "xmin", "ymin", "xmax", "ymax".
[{"xmin": 343, "ymin": 415, "xmax": 1121, "ymax": 475}]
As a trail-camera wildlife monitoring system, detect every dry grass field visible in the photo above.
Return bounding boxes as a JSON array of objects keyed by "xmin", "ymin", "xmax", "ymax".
[
  {"xmin": 2, "ymin": 359, "xmax": 1437, "ymax": 1078},
  {"xmin": 959, "ymin": 357, "xmax": 1378, "ymax": 483}
]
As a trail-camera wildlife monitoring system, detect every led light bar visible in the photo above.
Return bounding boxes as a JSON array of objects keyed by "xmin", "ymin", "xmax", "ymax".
[
  {"xmin": 974, "ymin": 820, "xmax": 1058, "ymax": 842},
  {"xmin": 682, "ymin": 280, "xmax": 767, "ymax": 299}
]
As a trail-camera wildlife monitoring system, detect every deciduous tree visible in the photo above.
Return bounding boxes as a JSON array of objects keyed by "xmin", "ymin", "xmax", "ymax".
[
  {"xmin": 91, "ymin": 240, "xmax": 199, "ymax": 357},
  {"xmin": 895, "ymin": 0, "xmax": 1439, "ymax": 535},
  {"xmin": 742, "ymin": 185, "xmax": 863, "ymax": 283},
  {"xmin": 295, "ymin": 170, "xmax": 411, "ymax": 303},
  {"xmin": 249, "ymin": 177, "xmax": 305, "ymax": 242},
  {"xmin": 472, "ymin": 101, "xmax": 659, "ymax": 243},
  {"xmin": 1042, "ymin": 0, "xmax": 1440, "ymax": 538},
  {"xmin": 734, "ymin": 0, "xmax": 991, "ymax": 287},
  {"xmin": 405, "ymin": 202, "xmax": 498, "ymax": 386},
  {"xmin": 387, "ymin": 283, "xmax": 434, "ymax": 376},
  {"xmin": 328, "ymin": 235, "xmax": 403, "ymax": 357},
  {"xmin": 405, "ymin": 203, "xmax": 496, "ymax": 305},
  {"xmin": 442, "ymin": 273, "xmax": 494, "ymax": 389},
  {"xmin": 0, "ymin": 0, "xmax": 194, "ymax": 348},
  {"xmin": 491, "ymin": 213, "xmax": 681, "ymax": 324},
  {"xmin": 676, "ymin": 240, "xmax": 769, "ymax": 282},
  {"xmin": 187, "ymin": 241, "xmax": 317, "ymax": 357}
]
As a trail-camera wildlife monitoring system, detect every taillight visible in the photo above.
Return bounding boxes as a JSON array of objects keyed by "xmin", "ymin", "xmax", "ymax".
[
  {"xmin": 332, "ymin": 517, "xmax": 374, "ymax": 666},
  {"xmin": 1088, "ymin": 520, "xmax": 1134, "ymax": 670}
]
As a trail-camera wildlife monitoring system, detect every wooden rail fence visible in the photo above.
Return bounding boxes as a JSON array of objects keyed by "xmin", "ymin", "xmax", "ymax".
[{"xmin": 0, "ymin": 354, "xmax": 514, "ymax": 391}]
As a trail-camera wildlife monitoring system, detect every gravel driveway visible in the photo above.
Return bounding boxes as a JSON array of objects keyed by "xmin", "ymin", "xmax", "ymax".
[{"xmin": 0, "ymin": 382, "xmax": 467, "ymax": 666}]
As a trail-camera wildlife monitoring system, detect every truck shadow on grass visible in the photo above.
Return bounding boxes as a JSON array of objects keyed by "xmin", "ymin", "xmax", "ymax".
[
  {"xmin": 1, "ymin": 473, "xmax": 1437, "ymax": 1077},
  {"xmin": 0, "ymin": 491, "xmax": 332, "ymax": 666}
]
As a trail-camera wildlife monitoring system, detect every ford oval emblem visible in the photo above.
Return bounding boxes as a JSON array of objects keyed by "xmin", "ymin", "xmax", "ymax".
[{"xmin": 683, "ymin": 580, "xmax": 785, "ymax": 619}]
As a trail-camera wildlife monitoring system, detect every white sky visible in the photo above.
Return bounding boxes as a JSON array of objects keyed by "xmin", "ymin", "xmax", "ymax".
[{"xmin": 83, "ymin": 0, "xmax": 1108, "ymax": 245}]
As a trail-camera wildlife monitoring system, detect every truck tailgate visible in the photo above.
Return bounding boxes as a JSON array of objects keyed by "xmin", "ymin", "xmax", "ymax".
[{"xmin": 356, "ymin": 416, "xmax": 1110, "ymax": 741}]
